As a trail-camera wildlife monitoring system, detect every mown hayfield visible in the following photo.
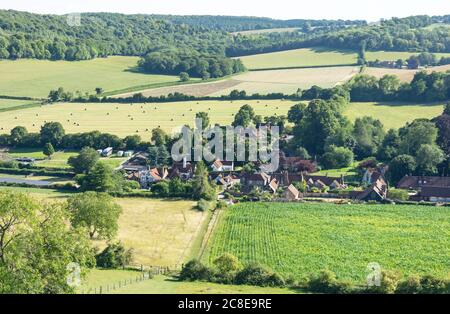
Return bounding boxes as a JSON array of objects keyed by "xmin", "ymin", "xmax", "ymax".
[
  {"xmin": 364, "ymin": 64, "xmax": 450, "ymax": 83},
  {"xmin": 346, "ymin": 102, "xmax": 445, "ymax": 130},
  {"xmin": 0, "ymin": 100, "xmax": 296, "ymax": 136},
  {"xmin": 205, "ymin": 202, "xmax": 450, "ymax": 283},
  {"xmin": 365, "ymin": 50, "xmax": 450, "ymax": 62},
  {"xmin": 79, "ymin": 270, "xmax": 297, "ymax": 294},
  {"xmin": 0, "ymin": 56, "xmax": 180, "ymax": 98},
  {"xmin": 238, "ymin": 47, "xmax": 357, "ymax": 70},
  {"xmin": 122, "ymin": 66, "xmax": 360, "ymax": 97}
]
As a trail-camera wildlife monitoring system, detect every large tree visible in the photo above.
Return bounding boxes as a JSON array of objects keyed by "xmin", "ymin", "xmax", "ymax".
[
  {"xmin": 67, "ymin": 192, "xmax": 122, "ymax": 239},
  {"xmin": 76, "ymin": 162, "xmax": 124, "ymax": 192},
  {"xmin": 389, "ymin": 154, "xmax": 417, "ymax": 184},
  {"xmin": 40, "ymin": 122, "xmax": 65, "ymax": 147},
  {"xmin": 352, "ymin": 116, "xmax": 385, "ymax": 159},
  {"xmin": 68, "ymin": 147, "xmax": 100, "ymax": 174},
  {"xmin": 0, "ymin": 191, "xmax": 94, "ymax": 294}
]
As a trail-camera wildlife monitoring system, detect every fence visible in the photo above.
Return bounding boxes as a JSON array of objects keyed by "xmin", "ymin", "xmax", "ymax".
[{"xmin": 80, "ymin": 264, "xmax": 183, "ymax": 294}]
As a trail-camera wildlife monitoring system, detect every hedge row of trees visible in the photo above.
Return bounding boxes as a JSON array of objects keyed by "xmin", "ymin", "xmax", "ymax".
[
  {"xmin": 348, "ymin": 71, "xmax": 450, "ymax": 102},
  {"xmin": 138, "ymin": 49, "xmax": 245, "ymax": 79},
  {"xmin": 179, "ymin": 255, "xmax": 450, "ymax": 293}
]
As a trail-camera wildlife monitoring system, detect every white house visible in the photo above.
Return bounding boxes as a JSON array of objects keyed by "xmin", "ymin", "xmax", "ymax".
[{"xmin": 211, "ymin": 159, "xmax": 234, "ymax": 172}]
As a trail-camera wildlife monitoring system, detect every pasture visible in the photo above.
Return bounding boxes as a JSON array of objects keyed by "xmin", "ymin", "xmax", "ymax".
[
  {"xmin": 346, "ymin": 102, "xmax": 445, "ymax": 130},
  {"xmin": 79, "ymin": 270, "xmax": 297, "ymax": 294},
  {"xmin": 365, "ymin": 50, "xmax": 450, "ymax": 62},
  {"xmin": 204, "ymin": 202, "xmax": 450, "ymax": 283},
  {"xmin": 0, "ymin": 56, "xmax": 180, "ymax": 98},
  {"xmin": 3, "ymin": 188, "xmax": 207, "ymax": 267},
  {"xmin": 237, "ymin": 47, "xmax": 357, "ymax": 70},
  {"xmin": 115, "ymin": 66, "xmax": 360, "ymax": 97}
]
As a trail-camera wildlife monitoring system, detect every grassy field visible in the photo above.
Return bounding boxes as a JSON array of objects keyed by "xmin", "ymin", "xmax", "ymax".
[
  {"xmin": 204, "ymin": 202, "xmax": 450, "ymax": 283},
  {"xmin": 0, "ymin": 100, "xmax": 296, "ymax": 136},
  {"xmin": 365, "ymin": 51, "xmax": 450, "ymax": 62},
  {"xmin": 238, "ymin": 47, "xmax": 357, "ymax": 70},
  {"xmin": 0, "ymin": 56, "xmax": 181, "ymax": 98},
  {"xmin": 1, "ymin": 187, "xmax": 207, "ymax": 267},
  {"xmin": 346, "ymin": 102, "xmax": 445, "ymax": 130},
  {"xmin": 79, "ymin": 269, "xmax": 297, "ymax": 294}
]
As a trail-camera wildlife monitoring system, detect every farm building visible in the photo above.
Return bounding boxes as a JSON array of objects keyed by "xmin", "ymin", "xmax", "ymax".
[
  {"xmin": 211, "ymin": 159, "xmax": 235, "ymax": 172},
  {"xmin": 397, "ymin": 175, "xmax": 450, "ymax": 190},
  {"xmin": 284, "ymin": 184, "xmax": 301, "ymax": 200},
  {"xmin": 101, "ymin": 147, "xmax": 113, "ymax": 157},
  {"xmin": 410, "ymin": 187, "xmax": 450, "ymax": 203}
]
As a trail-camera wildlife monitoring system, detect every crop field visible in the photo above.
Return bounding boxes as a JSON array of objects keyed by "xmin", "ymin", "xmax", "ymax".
[
  {"xmin": 238, "ymin": 47, "xmax": 357, "ymax": 70},
  {"xmin": 0, "ymin": 99, "xmax": 41, "ymax": 113},
  {"xmin": 0, "ymin": 100, "xmax": 296, "ymax": 136},
  {"xmin": 121, "ymin": 66, "xmax": 360, "ymax": 97},
  {"xmin": 0, "ymin": 56, "xmax": 180, "ymax": 98},
  {"xmin": 79, "ymin": 270, "xmax": 297, "ymax": 294},
  {"xmin": 346, "ymin": 102, "xmax": 445, "ymax": 129},
  {"xmin": 204, "ymin": 202, "xmax": 450, "ymax": 283}
]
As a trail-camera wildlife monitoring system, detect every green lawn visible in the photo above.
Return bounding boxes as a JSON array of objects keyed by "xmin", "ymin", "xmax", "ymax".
[
  {"xmin": 204, "ymin": 202, "xmax": 450, "ymax": 283},
  {"xmin": 346, "ymin": 102, "xmax": 445, "ymax": 130},
  {"xmin": 0, "ymin": 56, "xmax": 181, "ymax": 98},
  {"xmin": 79, "ymin": 269, "xmax": 298, "ymax": 294},
  {"xmin": 238, "ymin": 47, "xmax": 357, "ymax": 70}
]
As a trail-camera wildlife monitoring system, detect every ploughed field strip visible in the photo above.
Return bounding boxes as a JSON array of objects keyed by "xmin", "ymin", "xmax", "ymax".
[{"xmin": 204, "ymin": 202, "xmax": 450, "ymax": 283}]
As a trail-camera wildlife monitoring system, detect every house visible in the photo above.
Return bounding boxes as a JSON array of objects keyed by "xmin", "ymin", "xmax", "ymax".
[
  {"xmin": 139, "ymin": 168, "xmax": 168, "ymax": 188},
  {"xmin": 412, "ymin": 187, "xmax": 450, "ymax": 203},
  {"xmin": 355, "ymin": 177, "xmax": 388, "ymax": 201},
  {"xmin": 268, "ymin": 178, "xmax": 279, "ymax": 194},
  {"xmin": 284, "ymin": 184, "xmax": 301, "ymax": 201},
  {"xmin": 168, "ymin": 158, "xmax": 194, "ymax": 180},
  {"xmin": 397, "ymin": 176, "xmax": 450, "ymax": 190},
  {"xmin": 211, "ymin": 159, "xmax": 234, "ymax": 172},
  {"xmin": 101, "ymin": 147, "xmax": 113, "ymax": 157},
  {"xmin": 121, "ymin": 152, "xmax": 149, "ymax": 172},
  {"xmin": 279, "ymin": 154, "xmax": 310, "ymax": 172},
  {"xmin": 214, "ymin": 174, "xmax": 240, "ymax": 188},
  {"xmin": 241, "ymin": 172, "xmax": 271, "ymax": 187}
]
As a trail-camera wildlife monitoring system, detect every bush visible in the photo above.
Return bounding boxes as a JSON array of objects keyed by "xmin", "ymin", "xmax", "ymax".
[
  {"xmin": 179, "ymin": 260, "xmax": 212, "ymax": 281},
  {"xmin": 197, "ymin": 199, "xmax": 213, "ymax": 211},
  {"xmin": 366, "ymin": 270, "xmax": 401, "ymax": 294},
  {"xmin": 96, "ymin": 242, "xmax": 133, "ymax": 269},
  {"xmin": 388, "ymin": 189, "xmax": 410, "ymax": 201},
  {"xmin": 307, "ymin": 269, "xmax": 353, "ymax": 294},
  {"xmin": 396, "ymin": 274, "xmax": 449, "ymax": 294},
  {"xmin": 321, "ymin": 146, "xmax": 354, "ymax": 169},
  {"xmin": 234, "ymin": 263, "xmax": 285, "ymax": 287}
]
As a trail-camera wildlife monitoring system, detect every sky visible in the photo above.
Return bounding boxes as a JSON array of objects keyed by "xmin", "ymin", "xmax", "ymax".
[{"xmin": 1, "ymin": 0, "xmax": 449, "ymax": 21}]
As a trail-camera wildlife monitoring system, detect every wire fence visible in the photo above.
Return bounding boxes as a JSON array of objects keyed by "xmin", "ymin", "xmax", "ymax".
[{"xmin": 80, "ymin": 264, "xmax": 183, "ymax": 294}]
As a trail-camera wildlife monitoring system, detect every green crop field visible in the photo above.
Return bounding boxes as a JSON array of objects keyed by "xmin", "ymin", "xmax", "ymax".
[
  {"xmin": 79, "ymin": 270, "xmax": 298, "ymax": 294},
  {"xmin": 238, "ymin": 47, "xmax": 357, "ymax": 70},
  {"xmin": 204, "ymin": 202, "xmax": 450, "ymax": 283},
  {"xmin": 346, "ymin": 102, "xmax": 445, "ymax": 130},
  {"xmin": 0, "ymin": 56, "xmax": 181, "ymax": 98}
]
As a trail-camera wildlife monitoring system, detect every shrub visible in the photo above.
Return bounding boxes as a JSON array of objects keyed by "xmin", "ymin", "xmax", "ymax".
[
  {"xmin": 419, "ymin": 275, "xmax": 448, "ymax": 294},
  {"xmin": 234, "ymin": 263, "xmax": 284, "ymax": 287},
  {"xmin": 307, "ymin": 269, "xmax": 354, "ymax": 294},
  {"xmin": 96, "ymin": 242, "xmax": 133, "ymax": 269},
  {"xmin": 388, "ymin": 189, "xmax": 410, "ymax": 201},
  {"xmin": 197, "ymin": 199, "xmax": 213, "ymax": 211},
  {"xmin": 123, "ymin": 180, "xmax": 141, "ymax": 192},
  {"xmin": 366, "ymin": 270, "xmax": 401, "ymax": 294},
  {"xmin": 179, "ymin": 260, "xmax": 212, "ymax": 281}
]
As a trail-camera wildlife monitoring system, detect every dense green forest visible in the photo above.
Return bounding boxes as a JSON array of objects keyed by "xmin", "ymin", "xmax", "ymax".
[
  {"xmin": 0, "ymin": 10, "xmax": 231, "ymax": 60},
  {"xmin": 227, "ymin": 15, "xmax": 450, "ymax": 56},
  {"xmin": 0, "ymin": 10, "xmax": 449, "ymax": 78},
  {"xmin": 150, "ymin": 15, "xmax": 366, "ymax": 32}
]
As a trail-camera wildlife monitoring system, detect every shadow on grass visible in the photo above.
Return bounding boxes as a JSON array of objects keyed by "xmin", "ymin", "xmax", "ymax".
[{"xmin": 369, "ymin": 101, "xmax": 445, "ymax": 107}]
